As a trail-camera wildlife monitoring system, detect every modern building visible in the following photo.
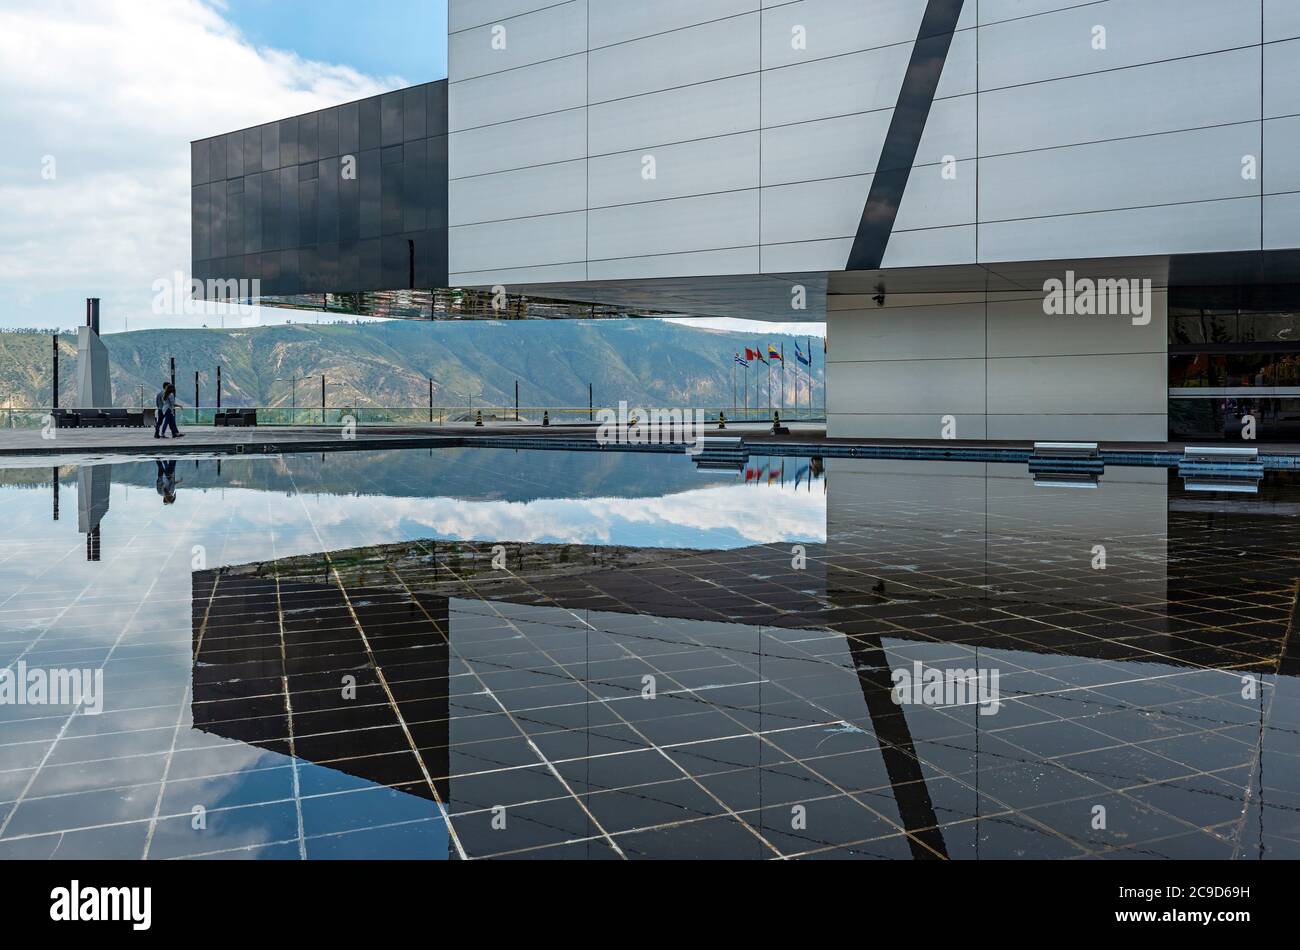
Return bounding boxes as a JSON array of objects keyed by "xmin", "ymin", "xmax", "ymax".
[{"xmin": 192, "ymin": 0, "xmax": 1300, "ymax": 442}]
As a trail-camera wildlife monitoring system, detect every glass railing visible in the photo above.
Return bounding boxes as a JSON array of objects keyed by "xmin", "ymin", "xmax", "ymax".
[{"xmin": 0, "ymin": 406, "xmax": 826, "ymax": 430}]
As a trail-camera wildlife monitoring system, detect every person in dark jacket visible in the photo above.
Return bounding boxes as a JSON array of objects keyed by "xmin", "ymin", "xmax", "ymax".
[
  {"xmin": 153, "ymin": 382, "xmax": 168, "ymax": 438},
  {"xmin": 159, "ymin": 383, "xmax": 183, "ymax": 438}
]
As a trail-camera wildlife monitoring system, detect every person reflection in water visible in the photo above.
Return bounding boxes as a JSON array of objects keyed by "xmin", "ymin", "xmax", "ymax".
[{"xmin": 155, "ymin": 459, "xmax": 180, "ymax": 505}]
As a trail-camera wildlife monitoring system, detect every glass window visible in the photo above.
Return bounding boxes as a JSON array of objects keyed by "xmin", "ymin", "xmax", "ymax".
[
  {"xmin": 211, "ymin": 187, "xmax": 226, "ymax": 259},
  {"xmin": 226, "ymin": 132, "xmax": 244, "ymax": 179},
  {"xmin": 244, "ymin": 127, "xmax": 262, "ymax": 174},
  {"xmin": 261, "ymin": 169, "xmax": 279, "ymax": 252},
  {"xmin": 403, "ymin": 86, "xmax": 426, "ymax": 141},
  {"xmin": 359, "ymin": 149, "xmax": 381, "ymax": 239},
  {"xmin": 279, "ymin": 117, "xmax": 297, "ymax": 169},
  {"xmin": 339, "ymin": 239, "xmax": 359, "ymax": 291},
  {"xmin": 382, "ymin": 235, "xmax": 409, "ymax": 289},
  {"xmin": 192, "ymin": 142, "xmax": 210, "ymax": 185},
  {"xmin": 403, "ymin": 138, "xmax": 427, "ymax": 234},
  {"xmin": 299, "ymin": 179, "xmax": 318, "ymax": 247},
  {"xmin": 260, "ymin": 123, "xmax": 279, "ymax": 172},
  {"xmin": 191, "ymin": 184, "xmax": 210, "ymax": 260},
  {"xmin": 339, "ymin": 102, "xmax": 359, "ymax": 155},
  {"xmin": 318, "ymin": 159, "xmax": 339, "ymax": 245},
  {"xmin": 243, "ymin": 172, "xmax": 262, "ymax": 253},
  {"xmin": 318, "ymin": 241, "xmax": 338, "ymax": 291},
  {"xmin": 428, "ymin": 134, "xmax": 448, "ymax": 230},
  {"xmin": 209, "ymin": 136, "xmax": 226, "ymax": 182},
  {"xmin": 318, "ymin": 107, "xmax": 339, "ymax": 159},
  {"xmin": 381, "ymin": 91, "xmax": 402, "ymax": 147},
  {"xmin": 280, "ymin": 166, "xmax": 298, "ymax": 249},
  {"xmin": 381, "ymin": 157, "xmax": 403, "ymax": 235},
  {"xmin": 298, "ymin": 112, "xmax": 318, "ymax": 164},
  {"xmin": 427, "ymin": 81, "xmax": 448, "ymax": 138},
  {"xmin": 359, "ymin": 97, "xmax": 381, "ymax": 150},
  {"xmin": 359, "ymin": 238, "xmax": 382, "ymax": 291},
  {"xmin": 339, "ymin": 161, "xmax": 359, "ymax": 244},
  {"xmin": 227, "ymin": 194, "xmax": 244, "ymax": 257}
]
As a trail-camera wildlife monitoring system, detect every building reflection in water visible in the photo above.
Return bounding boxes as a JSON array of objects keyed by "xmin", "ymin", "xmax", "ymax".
[
  {"xmin": 76, "ymin": 463, "xmax": 111, "ymax": 562},
  {"xmin": 15, "ymin": 448, "xmax": 1293, "ymax": 857},
  {"xmin": 181, "ymin": 458, "xmax": 1296, "ymax": 858}
]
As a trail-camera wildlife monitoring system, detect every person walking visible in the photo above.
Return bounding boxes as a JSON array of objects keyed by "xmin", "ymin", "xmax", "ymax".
[
  {"xmin": 153, "ymin": 381, "xmax": 168, "ymax": 438},
  {"xmin": 160, "ymin": 383, "xmax": 184, "ymax": 438}
]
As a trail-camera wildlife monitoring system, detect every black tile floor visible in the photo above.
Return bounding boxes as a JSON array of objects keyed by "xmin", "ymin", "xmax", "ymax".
[{"xmin": 0, "ymin": 449, "xmax": 1298, "ymax": 859}]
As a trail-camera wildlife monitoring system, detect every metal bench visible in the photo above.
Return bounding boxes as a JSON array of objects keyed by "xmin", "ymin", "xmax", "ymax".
[
  {"xmin": 215, "ymin": 409, "xmax": 258, "ymax": 427},
  {"xmin": 1029, "ymin": 442, "xmax": 1103, "ymax": 483},
  {"xmin": 1179, "ymin": 445, "xmax": 1263, "ymax": 493},
  {"xmin": 691, "ymin": 436, "xmax": 748, "ymax": 470}
]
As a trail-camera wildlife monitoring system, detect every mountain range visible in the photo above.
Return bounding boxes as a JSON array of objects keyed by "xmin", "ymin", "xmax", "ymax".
[{"xmin": 0, "ymin": 320, "xmax": 823, "ymax": 412}]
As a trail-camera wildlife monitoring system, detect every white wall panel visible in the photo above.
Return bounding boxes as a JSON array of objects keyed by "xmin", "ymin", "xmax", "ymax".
[
  {"xmin": 760, "ymin": 238, "xmax": 853, "ymax": 273},
  {"xmin": 446, "ymin": 0, "xmax": 1290, "ymax": 294},
  {"xmin": 827, "ymin": 293, "xmax": 1168, "ymax": 441},
  {"xmin": 587, "ymin": 190, "xmax": 759, "ymax": 261},
  {"xmin": 450, "ymin": 54, "xmax": 587, "ymax": 132},
  {"xmin": 588, "ymin": 75, "xmax": 760, "ymax": 156},
  {"xmin": 449, "ymin": 1, "xmax": 588, "ymax": 82},
  {"xmin": 449, "ymin": 159, "xmax": 586, "ymax": 226},
  {"xmin": 588, "ymin": 247, "xmax": 760, "ymax": 281},
  {"xmin": 979, "ymin": 48, "xmax": 1261, "ymax": 156},
  {"xmin": 449, "ymin": 0, "xmax": 552, "ymax": 33},
  {"xmin": 760, "ymin": 0, "xmax": 925, "ymax": 70},
  {"xmin": 449, "ymin": 211, "xmax": 586, "ymax": 273},
  {"xmin": 588, "ymin": 133, "xmax": 759, "ymax": 208},
  {"xmin": 987, "ymin": 353, "xmax": 1167, "ymax": 415},
  {"xmin": 915, "ymin": 95, "xmax": 977, "ymax": 167},
  {"xmin": 590, "ymin": 0, "xmax": 758, "ymax": 48},
  {"xmin": 1265, "ymin": 0, "xmax": 1300, "ymax": 42},
  {"xmin": 978, "ymin": 197, "xmax": 1261, "ymax": 262},
  {"xmin": 986, "ymin": 293, "xmax": 1168, "ymax": 358},
  {"xmin": 979, "ymin": 0, "xmax": 1260, "ymax": 91},
  {"xmin": 1264, "ymin": 193, "xmax": 1300, "ymax": 249},
  {"xmin": 893, "ymin": 162, "xmax": 976, "ymax": 231},
  {"xmin": 588, "ymin": 15, "xmax": 760, "ymax": 103},
  {"xmin": 879, "ymin": 225, "xmax": 976, "ymax": 268},
  {"xmin": 1264, "ymin": 116, "xmax": 1300, "ymax": 195},
  {"xmin": 761, "ymin": 176, "xmax": 869, "ymax": 245},
  {"xmin": 761, "ymin": 111, "xmax": 892, "ymax": 185},
  {"xmin": 1264, "ymin": 37, "xmax": 1300, "ymax": 119},
  {"xmin": 449, "ymin": 108, "xmax": 587, "ymax": 178},
  {"xmin": 761, "ymin": 43, "xmax": 912, "ymax": 128},
  {"xmin": 979, "ymin": 124, "xmax": 1261, "ymax": 222}
]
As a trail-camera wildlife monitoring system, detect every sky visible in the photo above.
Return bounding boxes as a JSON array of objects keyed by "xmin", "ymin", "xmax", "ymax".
[
  {"xmin": 0, "ymin": 1, "xmax": 823, "ymax": 339},
  {"xmin": 0, "ymin": 0, "xmax": 444, "ymax": 334}
]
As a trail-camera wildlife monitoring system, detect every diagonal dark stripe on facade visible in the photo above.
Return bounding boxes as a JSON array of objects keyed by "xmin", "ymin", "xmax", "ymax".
[{"xmin": 846, "ymin": 0, "xmax": 966, "ymax": 272}]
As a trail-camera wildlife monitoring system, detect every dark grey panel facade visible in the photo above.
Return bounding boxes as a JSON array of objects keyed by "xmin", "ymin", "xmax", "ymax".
[{"xmin": 191, "ymin": 81, "xmax": 448, "ymax": 297}]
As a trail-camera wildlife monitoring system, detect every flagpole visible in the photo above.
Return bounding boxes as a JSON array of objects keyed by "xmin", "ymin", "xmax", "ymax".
[{"xmin": 781, "ymin": 343, "xmax": 786, "ymax": 414}]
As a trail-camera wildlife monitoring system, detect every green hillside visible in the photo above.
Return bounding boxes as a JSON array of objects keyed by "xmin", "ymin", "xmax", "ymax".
[{"xmin": 0, "ymin": 321, "xmax": 823, "ymax": 412}]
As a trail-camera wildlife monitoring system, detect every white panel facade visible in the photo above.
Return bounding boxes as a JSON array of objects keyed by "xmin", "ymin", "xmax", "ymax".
[
  {"xmin": 446, "ymin": 0, "xmax": 1289, "ymax": 285},
  {"xmin": 826, "ymin": 291, "xmax": 1169, "ymax": 442},
  {"xmin": 446, "ymin": 0, "xmax": 921, "ymax": 284}
]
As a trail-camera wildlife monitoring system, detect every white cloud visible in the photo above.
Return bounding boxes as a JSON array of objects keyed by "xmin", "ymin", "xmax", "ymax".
[{"xmin": 0, "ymin": 0, "xmax": 402, "ymax": 330}]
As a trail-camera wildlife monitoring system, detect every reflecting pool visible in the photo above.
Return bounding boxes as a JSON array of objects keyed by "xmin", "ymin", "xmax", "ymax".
[{"xmin": 0, "ymin": 447, "xmax": 1297, "ymax": 859}]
